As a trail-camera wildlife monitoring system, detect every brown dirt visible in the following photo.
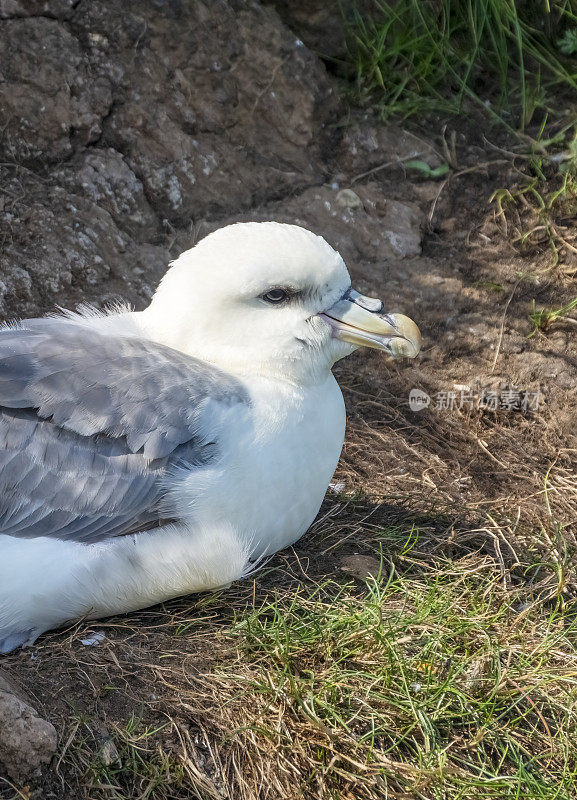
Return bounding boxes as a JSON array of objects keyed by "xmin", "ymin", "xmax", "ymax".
[{"xmin": 1, "ymin": 1, "xmax": 577, "ymax": 798}]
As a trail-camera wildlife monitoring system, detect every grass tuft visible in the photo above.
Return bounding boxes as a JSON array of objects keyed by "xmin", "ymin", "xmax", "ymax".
[
  {"xmin": 529, "ymin": 296, "xmax": 577, "ymax": 335},
  {"xmin": 187, "ymin": 555, "xmax": 577, "ymax": 799},
  {"xmin": 346, "ymin": 0, "xmax": 577, "ymax": 128},
  {"xmin": 488, "ymin": 123, "xmax": 577, "ymax": 268}
]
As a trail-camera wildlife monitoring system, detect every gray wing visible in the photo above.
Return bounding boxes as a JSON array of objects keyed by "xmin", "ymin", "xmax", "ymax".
[{"xmin": 0, "ymin": 317, "xmax": 249, "ymax": 543}]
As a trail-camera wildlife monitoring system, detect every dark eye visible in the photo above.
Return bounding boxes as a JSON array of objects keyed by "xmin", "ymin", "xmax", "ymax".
[{"xmin": 262, "ymin": 288, "xmax": 290, "ymax": 305}]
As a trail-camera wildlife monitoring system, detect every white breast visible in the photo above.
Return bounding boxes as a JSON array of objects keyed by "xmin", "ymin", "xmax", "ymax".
[{"xmin": 171, "ymin": 372, "xmax": 346, "ymax": 557}]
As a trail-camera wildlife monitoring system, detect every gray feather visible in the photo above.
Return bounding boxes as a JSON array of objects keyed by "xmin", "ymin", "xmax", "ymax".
[{"xmin": 0, "ymin": 318, "xmax": 249, "ymax": 543}]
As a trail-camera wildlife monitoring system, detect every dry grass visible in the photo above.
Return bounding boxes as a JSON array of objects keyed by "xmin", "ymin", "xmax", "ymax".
[
  {"xmin": 487, "ymin": 125, "xmax": 577, "ymax": 272},
  {"xmin": 195, "ymin": 573, "xmax": 577, "ymax": 800},
  {"xmin": 18, "ymin": 543, "xmax": 577, "ymax": 800}
]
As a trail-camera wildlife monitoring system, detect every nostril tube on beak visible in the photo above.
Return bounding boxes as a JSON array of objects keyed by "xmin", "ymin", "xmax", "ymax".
[{"xmin": 347, "ymin": 289, "xmax": 383, "ymax": 313}]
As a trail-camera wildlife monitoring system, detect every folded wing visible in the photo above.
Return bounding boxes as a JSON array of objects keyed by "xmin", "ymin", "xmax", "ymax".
[{"xmin": 0, "ymin": 318, "xmax": 248, "ymax": 543}]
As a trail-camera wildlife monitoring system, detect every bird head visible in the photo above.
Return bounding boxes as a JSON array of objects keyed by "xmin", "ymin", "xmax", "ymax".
[{"xmin": 143, "ymin": 222, "xmax": 421, "ymax": 384}]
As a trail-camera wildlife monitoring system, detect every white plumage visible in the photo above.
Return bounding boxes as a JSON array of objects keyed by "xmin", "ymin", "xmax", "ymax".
[{"xmin": 0, "ymin": 222, "xmax": 420, "ymax": 652}]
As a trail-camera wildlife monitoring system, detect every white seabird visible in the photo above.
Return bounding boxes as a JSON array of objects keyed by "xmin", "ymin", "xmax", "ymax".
[{"xmin": 0, "ymin": 222, "xmax": 420, "ymax": 652}]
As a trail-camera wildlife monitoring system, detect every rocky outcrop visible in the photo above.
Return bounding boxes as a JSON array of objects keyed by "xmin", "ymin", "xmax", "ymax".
[
  {"xmin": 0, "ymin": 670, "xmax": 57, "ymax": 781},
  {"xmin": 0, "ymin": 0, "xmax": 337, "ymax": 319},
  {"xmin": 264, "ymin": 0, "xmax": 376, "ymax": 59}
]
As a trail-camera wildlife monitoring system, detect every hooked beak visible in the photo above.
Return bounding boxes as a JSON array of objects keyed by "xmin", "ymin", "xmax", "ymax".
[{"xmin": 319, "ymin": 289, "xmax": 421, "ymax": 359}]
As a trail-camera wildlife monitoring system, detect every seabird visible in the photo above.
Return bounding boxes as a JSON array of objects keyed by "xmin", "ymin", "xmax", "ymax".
[{"xmin": 0, "ymin": 222, "xmax": 420, "ymax": 652}]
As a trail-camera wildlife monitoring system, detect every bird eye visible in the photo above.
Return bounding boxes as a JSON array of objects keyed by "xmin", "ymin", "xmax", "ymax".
[{"xmin": 262, "ymin": 288, "xmax": 290, "ymax": 305}]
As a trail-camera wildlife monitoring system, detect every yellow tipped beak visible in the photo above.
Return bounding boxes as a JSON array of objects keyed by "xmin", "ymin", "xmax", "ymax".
[{"xmin": 320, "ymin": 291, "xmax": 421, "ymax": 359}]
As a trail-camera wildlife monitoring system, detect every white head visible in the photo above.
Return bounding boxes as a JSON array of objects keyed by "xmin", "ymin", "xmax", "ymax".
[{"xmin": 142, "ymin": 222, "xmax": 420, "ymax": 384}]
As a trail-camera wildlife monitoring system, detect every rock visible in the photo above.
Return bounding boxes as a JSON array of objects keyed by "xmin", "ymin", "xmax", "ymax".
[
  {"xmin": 224, "ymin": 182, "xmax": 424, "ymax": 264},
  {"xmin": 340, "ymin": 554, "xmax": 384, "ymax": 581},
  {"xmin": 98, "ymin": 736, "xmax": 122, "ymax": 767},
  {"xmin": 54, "ymin": 149, "xmax": 158, "ymax": 234},
  {"xmin": 97, "ymin": 0, "xmax": 335, "ymax": 223},
  {"xmin": 0, "ymin": 170, "xmax": 171, "ymax": 319},
  {"xmin": 95, "ymin": 726, "xmax": 122, "ymax": 768},
  {"xmin": 0, "ymin": 671, "xmax": 57, "ymax": 782},
  {"xmin": 337, "ymin": 121, "xmax": 442, "ymax": 177},
  {"xmin": 0, "ymin": 18, "xmax": 111, "ymax": 163},
  {"xmin": 264, "ymin": 0, "xmax": 348, "ymax": 58},
  {"xmin": 0, "ymin": 0, "xmax": 338, "ymax": 319},
  {"xmin": 0, "ymin": 0, "xmax": 75, "ymax": 18},
  {"xmin": 356, "ymin": 186, "xmax": 424, "ymax": 259},
  {"xmin": 265, "ymin": 0, "xmax": 375, "ymax": 59},
  {"xmin": 336, "ymin": 188, "xmax": 363, "ymax": 210}
]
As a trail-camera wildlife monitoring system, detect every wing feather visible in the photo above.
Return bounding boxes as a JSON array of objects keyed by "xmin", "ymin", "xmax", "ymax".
[{"xmin": 0, "ymin": 318, "xmax": 248, "ymax": 543}]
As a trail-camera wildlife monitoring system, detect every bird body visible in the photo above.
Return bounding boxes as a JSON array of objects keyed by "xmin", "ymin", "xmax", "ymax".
[{"xmin": 0, "ymin": 222, "xmax": 420, "ymax": 652}]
